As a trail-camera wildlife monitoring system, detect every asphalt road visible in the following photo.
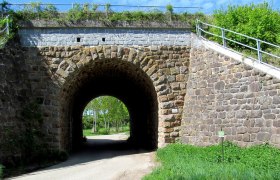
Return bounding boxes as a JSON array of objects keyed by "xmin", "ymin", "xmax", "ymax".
[{"xmin": 10, "ymin": 133, "xmax": 156, "ymax": 180}]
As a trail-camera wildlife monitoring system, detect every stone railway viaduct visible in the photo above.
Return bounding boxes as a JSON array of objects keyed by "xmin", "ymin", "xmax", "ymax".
[{"xmin": 0, "ymin": 21, "xmax": 280, "ymax": 158}]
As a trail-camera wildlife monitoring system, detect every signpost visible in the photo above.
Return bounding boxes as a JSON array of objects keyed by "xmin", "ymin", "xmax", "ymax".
[{"xmin": 218, "ymin": 127, "xmax": 225, "ymax": 162}]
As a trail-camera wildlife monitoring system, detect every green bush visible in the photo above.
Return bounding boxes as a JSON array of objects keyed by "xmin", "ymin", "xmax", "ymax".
[
  {"xmin": 66, "ymin": 3, "xmax": 86, "ymax": 22},
  {"xmin": 122, "ymin": 125, "xmax": 130, "ymax": 132},
  {"xmin": 0, "ymin": 18, "xmax": 8, "ymax": 48},
  {"xmin": 82, "ymin": 115, "xmax": 93, "ymax": 129},
  {"xmin": 98, "ymin": 128, "xmax": 109, "ymax": 135},
  {"xmin": 0, "ymin": 18, "xmax": 7, "ymax": 28},
  {"xmin": 41, "ymin": 4, "xmax": 59, "ymax": 20},
  {"xmin": 144, "ymin": 142, "xmax": 280, "ymax": 180},
  {"xmin": 210, "ymin": 2, "xmax": 280, "ymax": 50}
]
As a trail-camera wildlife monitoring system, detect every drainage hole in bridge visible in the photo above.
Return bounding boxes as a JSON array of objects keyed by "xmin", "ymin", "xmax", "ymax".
[
  {"xmin": 102, "ymin": 37, "xmax": 105, "ymax": 42},
  {"xmin": 77, "ymin": 37, "xmax": 81, "ymax": 42}
]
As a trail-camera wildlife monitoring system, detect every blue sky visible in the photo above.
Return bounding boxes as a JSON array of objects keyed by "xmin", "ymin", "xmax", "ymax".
[{"xmin": 6, "ymin": 0, "xmax": 280, "ymax": 14}]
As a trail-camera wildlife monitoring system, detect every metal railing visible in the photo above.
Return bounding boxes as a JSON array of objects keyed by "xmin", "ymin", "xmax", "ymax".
[
  {"xmin": 8, "ymin": 3, "xmax": 202, "ymax": 13},
  {"xmin": 0, "ymin": 15, "xmax": 9, "ymax": 36},
  {"xmin": 196, "ymin": 20, "xmax": 280, "ymax": 70}
]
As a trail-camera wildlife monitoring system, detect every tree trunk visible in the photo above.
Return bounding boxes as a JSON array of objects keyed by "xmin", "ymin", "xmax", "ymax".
[
  {"xmin": 94, "ymin": 116, "xmax": 97, "ymax": 132},
  {"xmin": 92, "ymin": 111, "xmax": 97, "ymax": 133},
  {"xmin": 91, "ymin": 115, "xmax": 96, "ymax": 133},
  {"xmin": 109, "ymin": 122, "xmax": 110, "ymax": 133},
  {"xmin": 116, "ymin": 121, "xmax": 119, "ymax": 132}
]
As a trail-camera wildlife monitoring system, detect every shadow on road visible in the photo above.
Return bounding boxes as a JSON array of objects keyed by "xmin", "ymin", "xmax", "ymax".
[{"xmin": 45, "ymin": 136, "xmax": 152, "ymax": 171}]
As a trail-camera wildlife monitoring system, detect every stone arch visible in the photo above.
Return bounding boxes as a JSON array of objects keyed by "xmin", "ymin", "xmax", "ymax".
[
  {"xmin": 56, "ymin": 46, "xmax": 162, "ymax": 151},
  {"xmin": 39, "ymin": 45, "xmax": 189, "ymax": 152}
]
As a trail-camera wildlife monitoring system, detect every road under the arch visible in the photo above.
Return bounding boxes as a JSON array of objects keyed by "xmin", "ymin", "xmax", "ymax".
[{"xmin": 12, "ymin": 133, "xmax": 156, "ymax": 180}]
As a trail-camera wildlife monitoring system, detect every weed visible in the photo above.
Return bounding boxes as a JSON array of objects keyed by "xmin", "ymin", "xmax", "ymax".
[{"xmin": 144, "ymin": 142, "xmax": 280, "ymax": 179}]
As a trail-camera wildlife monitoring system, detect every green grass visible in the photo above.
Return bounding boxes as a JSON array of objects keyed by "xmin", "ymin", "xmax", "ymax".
[
  {"xmin": 83, "ymin": 129, "xmax": 94, "ymax": 136},
  {"xmin": 144, "ymin": 142, "xmax": 280, "ymax": 180},
  {"xmin": 83, "ymin": 126, "xmax": 130, "ymax": 136}
]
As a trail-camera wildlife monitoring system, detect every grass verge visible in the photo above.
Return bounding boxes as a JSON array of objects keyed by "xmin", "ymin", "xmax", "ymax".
[
  {"xmin": 144, "ymin": 142, "xmax": 280, "ymax": 180},
  {"xmin": 83, "ymin": 126, "xmax": 130, "ymax": 136}
]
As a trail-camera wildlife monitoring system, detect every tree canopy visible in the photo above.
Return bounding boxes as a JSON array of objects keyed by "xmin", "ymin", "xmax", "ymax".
[{"xmin": 83, "ymin": 96, "xmax": 129, "ymax": 134}]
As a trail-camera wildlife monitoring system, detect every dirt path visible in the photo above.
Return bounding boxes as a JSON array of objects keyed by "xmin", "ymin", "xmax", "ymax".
[{"xmin": 10, "ymin": 133, "xmax": 156, "ymax": 180}]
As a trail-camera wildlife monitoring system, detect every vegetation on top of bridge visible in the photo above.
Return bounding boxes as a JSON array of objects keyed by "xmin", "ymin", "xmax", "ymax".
[
  {"xmin": 0, "ymin": 15, "xmax": 12, "ymax": 48},
  {"xmin": 1, "ymin": 1, "xmax": 206, "ymax": 29},
  {"xmin": 0, "ymin": 18, "xmax": 7, "ymax": 47}
]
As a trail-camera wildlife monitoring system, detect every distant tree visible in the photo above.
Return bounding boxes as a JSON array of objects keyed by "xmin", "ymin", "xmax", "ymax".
[{"xmin": 82, "ymin": 96, "xmax": 129, "ymax": 134}]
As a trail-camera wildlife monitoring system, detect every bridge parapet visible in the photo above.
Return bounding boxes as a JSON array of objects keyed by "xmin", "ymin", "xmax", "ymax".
[{"xmin": 18, "ymin": 20, "xmax": 192, "ymax": 47}]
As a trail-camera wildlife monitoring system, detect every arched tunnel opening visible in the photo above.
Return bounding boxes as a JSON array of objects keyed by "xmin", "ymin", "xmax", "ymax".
[
  {"xmin": 81, "ymin": 95, "xmax": 131, "ymax": 141},
  {"xmin": 60, "ymin": 59, "xmax": 158, "ymax": 152}
]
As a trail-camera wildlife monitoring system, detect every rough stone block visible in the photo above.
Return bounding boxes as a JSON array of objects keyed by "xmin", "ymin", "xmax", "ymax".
[
  {"xmin": 161, "ymin": 114, "xmax": 175, "ymax": 122},
  {"xmin": 215, "ymin": 81, "xmax": 225, "ymax": 90},
  {"xmin": 264, "ymin": 114, "xmax": 276, "ymax": 119},
  {"xmin": 249, "ymin": 82, "xmax": 261, "ymax": 92},
  {"xmin": 273, "ymin": 120, "xmax": 280, "ymax": 127},
  {"xmin": 273, "ymin": 96, "xmax": 280, "ymax": 104},
  {"xmin": 257, "ymin": 132, "xmax": 271, "ymax": 141},
  {"xmin": 271, "ymin": 135, "xmax": 280, "ymax": 144},
  {"xmin": 237, "ymin": 127, "xmax": 247, "ymax": 134}
]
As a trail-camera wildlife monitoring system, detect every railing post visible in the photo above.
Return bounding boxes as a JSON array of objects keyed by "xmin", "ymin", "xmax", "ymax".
[
  {"xmin": 196, "ymin": 20, "xmax": 201, "ymax": 37},
  {"xmin": 196, "ymin": 19, "xmax": 198, "ymax": 36},
  {"xmin": 6, "ymin": 15, "xmax": 9, "ymax": 35},
  {"xmin": 221, "ymin": 28, "xmax": 226, "ymax": 47},
  {"xmin": 257, "ymin": 40, "xmax": 262, "ymax": 63},
  {"xmin": 1, "ymin": 6, "xmax": 3, "ymax": 18}
]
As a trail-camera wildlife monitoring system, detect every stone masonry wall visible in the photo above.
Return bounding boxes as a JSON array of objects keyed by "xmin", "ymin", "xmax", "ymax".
[
  {"xmin": 182, "ymin": 46, "xmax": 280, "ymax": 147},
  {"xmin": 19, "ymin": 28, "xmax": 191, "ymax": 47},
  {"xmin": 0, "ymin": 41, "xmax": 32, "ymax": 159}
]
